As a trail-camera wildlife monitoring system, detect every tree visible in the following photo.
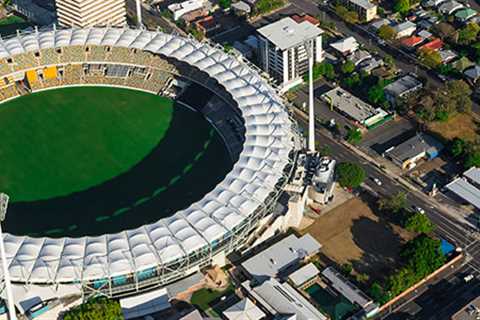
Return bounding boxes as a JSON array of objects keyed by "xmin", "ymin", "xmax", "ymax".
[
  {"xmin": 458, "ymin": 22, "xmax": 480, "ymax": 45},
  {"xmin": 445, "ymin": 80, "xmax": 472, "ymax": 113},
  {"xmin": 369, "ymin": 282, "xmax": 390, "ymax": 304},
  {"xmin": 400, "ymin": 234, "xmax": 445, "ymax": 278},
  {"xmin": 318, "ymin": 145, "xmax": 332, "ymax": 157},
  {"xmin": 404, "ymin": 212, "xmax": 434, "ymax": 233},
  {"xmin": 465, "ymin": 150, "xmax": 480, "ymax": 168},
  {"xmin": 341, "ymin": 60, "xmax": 356, "ymax": 74},
  {"xmin": 219, "ymin": 0, "xmax": 231, "ymax": 8},
  {"xmin": 343, "ymin": 73, "xmax": 361, "ymax": 88},
  {"xmin": 368, "ymin": 78, "xmax": 391, "ymax": 105},
  {"xmin": 384, "ymin": 54, "xmax": 395, "ymax": 68},
  {"xmin": 378, "ymin": 191, "xmax": 407, "ymax": 214},
  {"xmin": 450, "ymin": 138, "xmax": 466, "ymax": 158},
  {"xmin": 344, "ymin": 10, "xmax": 359, "ymax": 24},
  {"xmin": 64, "ymin": 297, "xmax": 122, "ymax": 320},
  {"xmin": 305, "ymin": 62, "xmax": 336, "ymax": 82},
  {"xmin": 346, "ymin": 127, "xmax": 362, "ymax": 144},
  {"xmin": 385, "ymin": 235, "xmax": 445, "ymax": 297},
  {"xmin": 418, "ymin": 48, "xmax": 442, "ymax": 69},
  {"xmin": 394, "ymin": 0, "xmax": 411, "ymax": 14},
  {"xmin": 335, "ymin": 5, "xmax": 358, "ymax": 23},
  {"xmin": 255, "ymin": 0, "xmax": 285, "ymax": 14},
  {"xmin": 378, "ymin": 25, "xmax": 397, "ymax": 41},
  {"xmin": 336, "ymin": 162, "xmax": 366, "ymax": 189}
]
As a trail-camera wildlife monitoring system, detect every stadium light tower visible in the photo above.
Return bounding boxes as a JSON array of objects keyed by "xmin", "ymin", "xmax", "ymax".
[
  {"xmin": 304, "ymin": 39, "xmax": 315, "ymax": 153},
  {"xmin": 136, "ymin": 0, "xmax": 143, "ymax": 28},
  {"xmin": 0, "ymin": 194, "xmax": 16, "ymax": 320}
]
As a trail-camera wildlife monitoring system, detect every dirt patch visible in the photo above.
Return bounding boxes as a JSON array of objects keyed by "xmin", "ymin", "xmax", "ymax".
[
  {"xmin": 300, "ymin": 197, "xmax": 415, "ymax": 282},
  {"xmin": 428, "ymin": 113, "xmax": 479, "ymax": 142}
]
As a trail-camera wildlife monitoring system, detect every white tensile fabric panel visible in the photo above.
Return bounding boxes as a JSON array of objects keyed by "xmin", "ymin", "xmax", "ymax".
[{"xmin": 0, "ymin": 27, "xmax": 294, "ymax": 284}]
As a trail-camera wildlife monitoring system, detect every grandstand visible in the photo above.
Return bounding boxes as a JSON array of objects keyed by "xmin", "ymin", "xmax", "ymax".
[{"xmin": 0, "ymin": 27, "xmax": 298, "ymax": 299}]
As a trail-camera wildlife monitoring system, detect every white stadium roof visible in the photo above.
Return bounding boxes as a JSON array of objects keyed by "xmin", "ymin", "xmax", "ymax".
[{"xmin": 0, "ymin": 27, "xmax": 295, "ymax": 285}]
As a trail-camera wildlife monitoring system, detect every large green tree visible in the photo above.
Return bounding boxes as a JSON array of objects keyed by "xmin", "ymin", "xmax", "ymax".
[
  {"xmin": 400, "ymin": 235, "xmax": 445, "ymax": 277},
  {"xmin": 341, "ymin": 60, "xmax": 356, "ymax": 74},
  {"xmin": 418, "ymin": 48, "xmax": 442, "ymax": 69},
  {"xmin": 378, "ymin": 191, "xmax": 407, "ymax": 214},
  {"xmin": 64, "ymin": 298, "xmax": 123, "ymax": 320},
  {"xmin": 378, "ymin": 25, "xmax": 397, "ymax": 40},
  {"xmin": 404, "ymin": 212, "xmax": 434, "ymax": 234},
  {"xmin": 336, "ymin": 162, "xmax": 366, "ymax": 189},
  {"xmin": 458, "ymin": 22, "xmax": 480, "ymax": 45},
  {"xmin": 394, "ymin": 0, "xmax": 411, "ymax": 14}
]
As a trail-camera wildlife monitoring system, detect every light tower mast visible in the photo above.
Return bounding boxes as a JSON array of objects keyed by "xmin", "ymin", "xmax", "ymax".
[
  {"xmin": 136, "ymin": 0, "xmax": 143, "ymax": 28},
  {"xmin": 304, "ymin": 39, "xmax": 315, "ymax": 153},
  {"xmin": 0, "ymin": 193, "xmax": 16, "ymax": 320}
]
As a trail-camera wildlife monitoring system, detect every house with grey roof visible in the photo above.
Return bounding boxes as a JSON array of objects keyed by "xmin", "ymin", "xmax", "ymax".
[
  {"xmin": 385, "ymin": 133, "xmax": 443, "ymax": 170},
  {"xmin": 384, "ymin": 74, "xmax": 423, "ymax": 106}
]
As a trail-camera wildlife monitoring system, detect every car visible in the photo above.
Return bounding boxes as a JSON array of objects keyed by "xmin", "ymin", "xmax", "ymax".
[
  {"xmin": 414, "ymin": 206, "xmax": 426, "ymax": 214},
  {"xmin": 464, "ymin": 274, "xmax": 474, "ymax": 282},
  {"xmin": 372, "ymin": 177, "xmax": 382, "ymax": 186}
]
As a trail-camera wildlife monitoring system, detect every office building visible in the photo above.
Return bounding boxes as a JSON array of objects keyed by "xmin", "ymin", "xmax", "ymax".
[
  {"xmin": 257, "ymin": 17, "xmax": 323, "ymax": 91},
  {"xmin": 55, "ymin": 0, "xmax": 127, "ymax": 28}
]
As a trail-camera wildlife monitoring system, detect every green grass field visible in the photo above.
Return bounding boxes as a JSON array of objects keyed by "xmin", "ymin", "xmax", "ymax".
[{"xmin": 0, "ymin": 86, "xmax": 173, "ymax": 202}]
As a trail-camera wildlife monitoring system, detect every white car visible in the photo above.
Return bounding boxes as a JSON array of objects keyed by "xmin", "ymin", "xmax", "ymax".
[
  {"xmin": 414, "ymin": 206, "xmax": 426, "ymax": 214},
  {"xmin": 464, "ymin": 274, "xmax": 474, "ymax": 282},
  {"xmin": 373, "ymin": 178, "xmax": 382, "ymax": 186}
]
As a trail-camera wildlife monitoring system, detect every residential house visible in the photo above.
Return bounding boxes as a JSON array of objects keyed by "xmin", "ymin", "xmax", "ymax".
[
  {"xmin": 438, "ymin": 0, "xmax": 464, "ymax": 15},
  {"xmin": 393, "ymin": 21, "xmax": 417, "ymax": 38},
  {"xmin": 384, "ymin": 74, "xmax": 423, "ymax": 106},
  {"xmin": 330, "ymin": 36, "xmax": 359, "ymax": 56}
]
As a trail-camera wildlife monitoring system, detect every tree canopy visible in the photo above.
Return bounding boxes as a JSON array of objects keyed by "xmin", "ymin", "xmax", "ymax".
[
  {"xmin": 418, "ymin": 48, "xmax": 442, "ymax": 69},
  {"xmin": 394, "ymin": 0, "xmax": 411, "ymax": 14},
  {"xmin": 63, "ymin": 298, "xmax": 123, "ymax": 320},
  {"xmin": 346, "ymin": 127, "xmax": 362, "ymax": 144},
  {"xmin": 385, "ymin": 235, "xmax": 445, "ymax": 297},
  {"xmin": 341, "ymin": 60, "xmax": 356, "ymax": 74},
  {"xmin": 336, "ymin": 162, "xmax": 366, "ymax": 189},
  {"xmin": 378, "ymin": 25, "xmax": 397, "ymax": 41},
  {"xmin": 378, "ymin": 191, "xmax": 407, "ymax": 214},
  {"xmin": 404, "ymin": 212, "xmax": 434, "ymax": 234},
  {"xmin": 458, "ymin": 22, "xmax": 480, "ymax": 45}
]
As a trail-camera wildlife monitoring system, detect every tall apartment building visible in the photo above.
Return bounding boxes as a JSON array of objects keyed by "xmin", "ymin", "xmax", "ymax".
[
  {"xmin": 55, "ymin": 0, "xmax": 127, "ymax": 28},
  {"xmin": 339, "ymin": 0, "xmax": 377, "ymax": 22},
  {"xmin": 257, "ymin": 17, "xmax": 323, "ymax": 92}
]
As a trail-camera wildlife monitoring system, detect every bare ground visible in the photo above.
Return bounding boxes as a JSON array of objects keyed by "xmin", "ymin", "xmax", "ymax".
[{"xmin": 299, "ymin": 196, "xmax": 415, "ymax": 283}]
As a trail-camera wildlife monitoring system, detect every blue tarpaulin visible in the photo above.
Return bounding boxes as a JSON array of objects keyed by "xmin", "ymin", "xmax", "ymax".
[{"xmin": 441, "ymin": 239, "xmax": 455, "ymax": 255}]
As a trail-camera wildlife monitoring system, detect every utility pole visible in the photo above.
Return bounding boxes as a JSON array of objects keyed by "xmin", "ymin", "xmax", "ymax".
[
  {"xmin": 304, "ymin": 39, "xmax": 315, "ymax": 153},
  {"xmin": 0, "ymin": 194, "xmax": 15, "ymax": 320}
]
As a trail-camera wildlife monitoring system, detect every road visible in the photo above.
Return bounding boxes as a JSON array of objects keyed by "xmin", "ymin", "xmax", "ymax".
[{"xmin": 295, "ymin": 112, "xmax": 480, "ymax": 318}]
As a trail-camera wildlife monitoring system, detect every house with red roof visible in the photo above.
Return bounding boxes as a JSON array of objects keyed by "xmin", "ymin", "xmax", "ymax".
[
  {"xmin": 401, "ymin": 36, "xmax": 424, "ymax": 50},
  {"xmin": 418, "ymin": 38, "xmax": 443, "ymax": 51}
]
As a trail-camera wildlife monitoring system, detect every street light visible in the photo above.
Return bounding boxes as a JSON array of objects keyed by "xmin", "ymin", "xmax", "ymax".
[{"xmin": 0, "ymin": 193, "xmax": 16, "ymax": 320}]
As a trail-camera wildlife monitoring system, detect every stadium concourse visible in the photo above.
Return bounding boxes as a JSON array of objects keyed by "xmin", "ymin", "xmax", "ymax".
[{"xmin": 0, "ymin": 26, "xmax": 299, "ymax": 300}]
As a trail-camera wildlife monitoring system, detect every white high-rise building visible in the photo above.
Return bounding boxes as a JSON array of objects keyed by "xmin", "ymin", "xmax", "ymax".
[
  {"xmin": 55, "ymin": 0, "xmax": 127, "ymax": 28},
  {"xmin": 257, "ymin": 17, "xmax": 323, "ymax": 92}
]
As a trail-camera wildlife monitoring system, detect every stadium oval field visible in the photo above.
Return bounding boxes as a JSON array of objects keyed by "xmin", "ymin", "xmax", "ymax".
[
  {"xmin": 0, "ymin": 27, "xmax": 297, "ymax": 297},
  {"xmin": 0, "ymin": 86, "xmax": 175, "ymax": 202}
]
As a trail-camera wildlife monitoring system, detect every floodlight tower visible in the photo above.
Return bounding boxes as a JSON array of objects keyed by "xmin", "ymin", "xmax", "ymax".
[
  {"xmin": 0, "ymin": 194, "xmax": 15, "ymax": 320},
  {"xmin": 304, "ymin": 39, "xmax": 315, "ymax": 153},
  {"xmin": 136, "ymin": 0, "xmax": 143, "ymax": 28}
]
